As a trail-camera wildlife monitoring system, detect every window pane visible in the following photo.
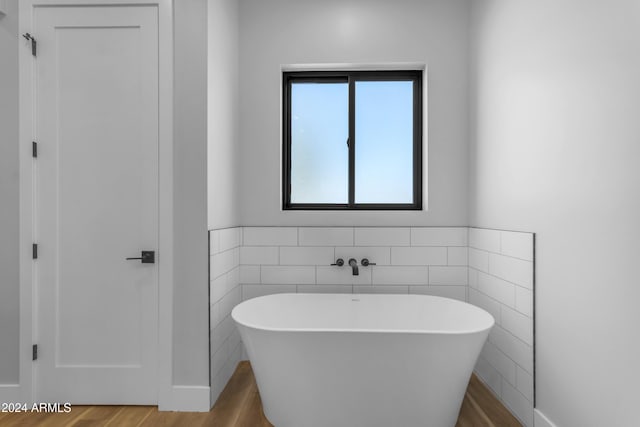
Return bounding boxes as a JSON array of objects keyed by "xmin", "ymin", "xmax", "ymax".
[
  {"xmin": 291, "ymin": 82, "xmax": 349, "ymax": 204},
  {"xmin": 355, "ymin": 81, "xmax": 414, "ymax": 204}
]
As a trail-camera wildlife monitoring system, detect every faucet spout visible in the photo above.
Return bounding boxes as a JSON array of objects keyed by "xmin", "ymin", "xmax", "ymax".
[{"xmin": 348, "ymin": 258, "xmax": 359, "ymax": 276}]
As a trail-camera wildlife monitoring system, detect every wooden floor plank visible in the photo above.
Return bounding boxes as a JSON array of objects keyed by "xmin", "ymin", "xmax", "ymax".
[
  {"xmin": 69, "ymin": 406, "xmax": 125, "ymax": 427},
  {"xmin": 466, "ymin": 374, "xmax": 522, "ymax": 427},
  {"xmin": 234, "ymin": 380, "xmax": 273, "ymax": 427},
  {"xmin": 456, "ymin": 393, "xmax": 493, "ymax": 427},
  {"xmin": 135, "ymin": 410, "xmax": 182, "ymax": 427},
  {"xmin": 207, "ymin": 361, "xmax": 257, "ymax": 427},
  {"xmin": 28, "ymin": 405, "xmax": 92, "ymax": 427},
  {"xmin": 103, "ymin": 406, "xmax": 154, "ymax": 427},
  {"xmin": 0, "ymin": 363, "xmax": 522, "ymax": 427},
  {"xmin": 1, "ymin": 411, "xmax": 55, "ymax": 427},
  {"xmin": 137, "ymin": 409, "xmax": 216, "ymax": 427}
]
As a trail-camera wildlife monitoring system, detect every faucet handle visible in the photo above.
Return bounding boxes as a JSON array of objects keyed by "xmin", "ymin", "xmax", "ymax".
[
  {"xmin": 361, "ymin": 258, "xmax": 376, "ymax": 267},
  {"xmin": 331, "ymin": 258, "xmax": 344, "ymax": 267}
]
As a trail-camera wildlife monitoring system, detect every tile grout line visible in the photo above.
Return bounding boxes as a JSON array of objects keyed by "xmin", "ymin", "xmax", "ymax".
[
  {"xmin": 484, "ymin": 337, "xmax": 534, "ymax": 379},
  {"xmin": 469, "ymin": 244, "xmax": 534, "ymax": 263},
  {"xmin": 472, "ymin": 279, "xmax": 533, "ymax": 318},
  {"xmin": 469, "ymin": 264, "xmax": 533, "ymax": 291}
]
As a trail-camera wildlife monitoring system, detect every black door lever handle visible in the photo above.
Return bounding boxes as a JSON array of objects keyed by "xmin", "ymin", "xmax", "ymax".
[{"xmin": 126, "ymin": 250, "xmax": 155, "ymax": 264}]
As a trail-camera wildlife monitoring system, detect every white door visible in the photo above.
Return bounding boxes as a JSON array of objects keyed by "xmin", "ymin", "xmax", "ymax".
[{"xmin": 35, "ymin": 5, "xmax": 159, "ymax": 404}]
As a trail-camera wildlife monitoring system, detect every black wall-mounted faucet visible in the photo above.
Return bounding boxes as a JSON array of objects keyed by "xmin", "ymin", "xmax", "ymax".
[
  {"xmin": 331, "ymin": 258, "xmax": 375, "ymax": 276},
  {"xmin": 348, "ymin": 258, "xmax": 359, "ymax": 276}
]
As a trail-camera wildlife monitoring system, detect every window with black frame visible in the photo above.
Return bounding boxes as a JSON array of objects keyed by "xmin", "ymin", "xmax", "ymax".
[{"xmin": 282, "ymin": 70, "xmax": 422, "ymax": 210}]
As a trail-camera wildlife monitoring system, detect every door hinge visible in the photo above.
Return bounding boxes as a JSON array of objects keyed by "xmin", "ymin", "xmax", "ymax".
[
  {"xmin": 32, "ymin": 344, "xmax": 38, "ymax": 361},
  {"xmin": 22, "ymin": 33, "xmax": 37, "ymax": 56},
  {"xmin": 32, "ymin": 141, "xmax": 37, "ymax": 158},
  {"xmin": 32, "ymin": 243, "xmax": 38, "ymax": 260}
]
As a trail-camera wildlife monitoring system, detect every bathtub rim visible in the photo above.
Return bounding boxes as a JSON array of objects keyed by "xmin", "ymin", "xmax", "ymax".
[{"xmin": 232, "ymin": 292, "xmax": 495, "ymax": 335}]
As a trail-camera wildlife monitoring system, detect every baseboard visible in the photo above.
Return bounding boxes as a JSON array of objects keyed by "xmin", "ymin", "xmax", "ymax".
[
  {"xmin": 158, "ymin": 385, "xmax": 211, "ymax": 412},
  {"xmin": 535, "ymin": 409, "xmax": 558, "ymax": 427},
  {"xmin": 0, "ymin": 384, "xmax": 21, "ymax": 403}
]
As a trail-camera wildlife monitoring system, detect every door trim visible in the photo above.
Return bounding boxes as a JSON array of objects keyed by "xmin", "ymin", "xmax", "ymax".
[{"xmin": 18, "ymin": 0, "xmax": 176, "ymax": 408}]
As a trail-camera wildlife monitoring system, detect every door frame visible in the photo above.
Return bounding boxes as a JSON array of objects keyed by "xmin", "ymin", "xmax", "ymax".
[{"xmin": 18, "ymin": 0, "xmax": 175, "ymax": 408}]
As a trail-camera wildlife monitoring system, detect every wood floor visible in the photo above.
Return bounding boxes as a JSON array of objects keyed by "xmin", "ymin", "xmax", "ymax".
[{"xmin": 0, "ymin": 362, "xmax": 522, "ymax": 427}]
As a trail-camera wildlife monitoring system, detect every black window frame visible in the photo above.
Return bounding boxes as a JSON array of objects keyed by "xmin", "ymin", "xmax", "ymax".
[{"xmin": 282, "ymin": 70, "xmax": 423, "ymax": 210}]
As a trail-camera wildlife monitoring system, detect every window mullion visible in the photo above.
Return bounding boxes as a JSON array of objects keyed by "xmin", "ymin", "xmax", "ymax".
[
  {"xmin": 348, "ymin": 75, "xmax": 355, "ymax": 207},
  {"xmin": 413, "ymin": 76, "xmax": 422, "ymax": 208},
  {"xmin": 283, "ymin": 75, "xmax": 292, "ymax": 208}
]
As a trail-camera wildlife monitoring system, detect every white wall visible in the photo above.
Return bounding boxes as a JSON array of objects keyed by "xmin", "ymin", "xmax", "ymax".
[
  {"xmin": 208, "ymin": 0, "xmax": 239, "ymax": 229},
  {"xmin": 238, "ymin": 0, "xmax": 470, "ymax": 226},
  {"xmin": 0, "ymin": 0, "xmax": 20, "ymax": 385},
  {"xmin": 470, "ymin": 1, "xmax": 640, "ymax": 426},
  {"xmin": 173, "ymin": 0, "xmax": 210, "ymax": 386}
]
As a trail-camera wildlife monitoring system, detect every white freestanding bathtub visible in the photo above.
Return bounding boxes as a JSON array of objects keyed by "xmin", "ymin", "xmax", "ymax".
[{"xmin": 232, "ymin": 293, "xmax": 494, "ymax": 427}]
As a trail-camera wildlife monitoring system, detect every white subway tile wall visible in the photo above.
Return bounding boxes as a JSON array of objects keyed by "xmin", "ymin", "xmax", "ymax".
[
  {"xmin": 390, "ymin": 247, "xmax": 447, "ymax": 266},
  {"xmin": 280, "ymin": 246, "xmax": 334, "ymax": 266},
  {"xmin": 516, "ymin": 366, "xmax": 534, "ymax": 402},
  {"xmin": 474, "ymin": 355, "xmax": 502, "ymax": 396},
  {"xmin": 502, "ymin": 380, "xmax": 534, "ymax": 427},
  {"xmin": 515, "ymin": 287, "xmax": 534, "ymax": 317},
  {"xmin": 468, "ymin": 247, "xmax": 490, "ymax": 272},
  {"xmin": 410, "ymin": 285, "xmax": 467, "ymax": 301},
  {"xmin": 477, "ymin": 272, "xmax": 516, "ymax": 307},
  {"xmin": 489, "ymin": 325, "xmax": 534, "ymax": 374},
  {"xmin": 501, "ymin": 305, "xmax": 534, "ymax": 346},
  {"xmin": 354, "ymin": 285, "xmax": 409, "ymax": 294},
  {"xmin": 373, "ymin": 266, "xmax": 430, "ymax": 285},
  {"xmin": 239, "ymin": 246, "xmax": 279, "ymax": 265},
  {"xmin": 482, "ymin": 341, "xmax": 517, "ymax": 385},
  {"xmin": 335, "ymin": 246, "xmax": 391, "ymax": 265},
  {"xmin": 242, "ymin": 283, "xmax": 297, "ymax": 300},
  {"xmin": 239, "ymin": 227, "xmax": 469, "ymax": 296},
  {"xmin": 316, "ymin": 266, "xmax": 372, "ymax": 285},
  {"xmin": 447, "ymin": 247, "xmax": 468, "ymax": 266},
  {"xmin": 242, "ymin": 227, "xmax": 297, "ymax": 246},
  {"xmin": 428, "ymin": 266, "xmax": 468, "ymax": 285},
  {"xmin": 489, "ymin": 253, "xmax": 534, "ymax": 289},
  {"xmin": 209, "ymin": 226, "xmax": 534, "ymax": 426},
  {"xmin": 299, "ymin": 227, "xmax": 354, "ymax": 246},
  {"xmin": 209, "ymin": 227, "xmax": 242, "ymax": 404},
  {"xmin": 468, "ymin": 227, "xmax": 501, "ymax": 253},
  {"xmin": 500, "ymin": 232, "xmax": 534, "ymax": 261},
  {"xmin": 260, "ymin": 265, "xmax": 316, "ymax": 285},
  {"xmin": 469, "ymin": 227, "xmax": 535, "ymax": 427}
]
